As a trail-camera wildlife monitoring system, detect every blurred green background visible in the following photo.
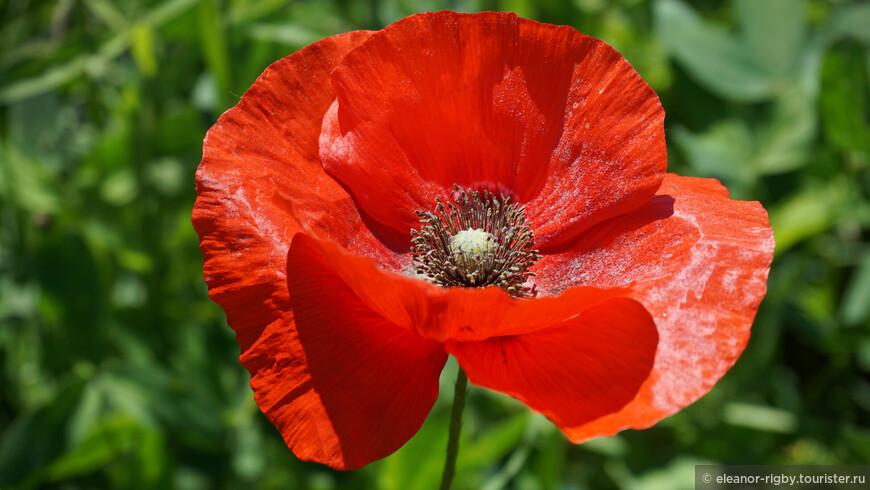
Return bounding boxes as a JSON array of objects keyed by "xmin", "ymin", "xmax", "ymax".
[{"xmin": 1, "ymin": 0, "xmax": 869, "ymax": 488}]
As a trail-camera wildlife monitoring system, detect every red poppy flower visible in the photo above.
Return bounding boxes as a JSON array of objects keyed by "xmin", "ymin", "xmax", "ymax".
[{"xmin": 193, "ymin": 11, "xmax": 774, "ymax": 470}]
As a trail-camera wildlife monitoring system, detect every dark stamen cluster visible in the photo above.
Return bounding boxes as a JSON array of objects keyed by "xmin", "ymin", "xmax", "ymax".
[{"xmin": 410, "ymin": 185, "xmax": 540, "ymax": 298}]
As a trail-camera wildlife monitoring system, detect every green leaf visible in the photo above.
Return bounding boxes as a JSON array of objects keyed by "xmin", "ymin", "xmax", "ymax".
[
  {"xmin": 638, "ymin": 457, "xmax": 712, "ymax": 490},
  {"xmin": 0, "ymin": 380, "xmax": 86, "ymax": 488},
  {"xmin": 0, "ymin": 0, "xmax": 197, "ymax": 103},
  {"xmin": 722, "ymin": 402, "xmax": 799, "ymax": 433},
  {"xmin": 582, "ymin": 434, "xmax": 627, "ymax": 458},
  {"xmin": 247, "ymin": 23, "xmax": 325, "ymax": 46},
  {"xmin": 753, "ymin": 84, "xmax": 816, "ymax": 174},
  {"xmin": 0, "ymin": 56, "xmax": 91, "ymax": 104},
  {"xmin": 197, "ymin": 0, "xmax": 232, "ymax": 110},
  {"xmin": 841, "ymin": 252, "xmax": 870, "ymax": 326},
  {"xmin": 458, "ymin": 412, "xmax": 529, "ymax": 473},
  {"xmin": 655, "ymin": 0, "xmax": 773, "ymax": 102},
  {"xmin": 44, "ymin": 415, "xmax": 139, "ymax": 481},
  {"xmin": 820, "ymin": 47, "xmax": 870, "ymax": 154},
  {"xmin": 100, "ymin": 371, "xmax": 159, "ymax": 427},
  {"xmin": 131, "ymin": 23, "xmax": 159, "ymax": 78},
  {"xmin": 83, "ymin": 0, "xmax": 129, "ymax": 32},
  {"xmin": 479, "ymin": 413, "xmax": 544, "ymax": 490},
  {"xmin": 230, "ymin": 405, "xmax": 265, "ymax": 480},
  {"xmin": 43, "ymin": 414, "xmax": 167, "ymax": 487},
  {"xmin": 609, "ymin": 456, "xmax": 717, "ymax": 490},
  {"xmin": 0, "ymin": 142, "xmax": 60, "ymax": 213},
  {"xmin": 674, "ymin": 120, "xmax": 755, "ymax": 186},
  {"xmin": 227, "ymin": 0, "xmax": 289, "ymax": 24},
  {"xmin": 0, "ymin": 276, "xmax": 39, "ymax": 320},
  {"xmin": 530, "ymin": 429, "xmax": 568, "ymax": 489},
  {"xmin": 735, "ymin": 0, "xmax": 807, "ymax": 79},
  {"xmin": 501, "ymin": 0, "xmax": 536, "ymax": 18},
  {"xmin": 66, "ymin": 377, "xmax": 105, "ymax": 447},
  {"xmin": 675, "ymin": 81, "xmax": 816, "ymax": 185},
  {"xmin": 373, "ymin": 408, "xmax": 448, "ymax": 490},
  {"xmin": 768, "ymin": 178, "xmax": 854, "ymax": 253},
  {"xmin": 816, "ymin": 1, "xmax": 870, "ymax": 47}
]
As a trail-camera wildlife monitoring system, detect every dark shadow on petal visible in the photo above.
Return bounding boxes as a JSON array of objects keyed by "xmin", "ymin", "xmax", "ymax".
[{"xmin": 285, "ymin": 234, "xmax": 446, "ymax": 469}]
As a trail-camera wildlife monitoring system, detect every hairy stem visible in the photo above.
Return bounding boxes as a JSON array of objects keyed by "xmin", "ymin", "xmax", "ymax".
[{"xmin": 439, "ymin": 368, "xmax": 469, "ymax": 490}]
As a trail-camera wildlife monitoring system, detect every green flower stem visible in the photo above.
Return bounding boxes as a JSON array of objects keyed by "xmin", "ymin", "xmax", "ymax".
[{"xmin": 439, "ymin": 368, "xmax": 469, "ymax": 490}]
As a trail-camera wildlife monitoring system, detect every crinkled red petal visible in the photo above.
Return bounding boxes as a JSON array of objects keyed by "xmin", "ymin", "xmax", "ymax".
[
  {"xmin": 297, "ymin": 233, "xmax": 642, "ymax": 343},
  {"xmin": 320, "ymin": 11, "xmax": 665, "ymax": 250},
  {"xmin": 533, "ymin": 174, "xmax": 775, "ymax": 441},
  {"xmin": 194, "ymin": 29, "xmax": 405, "ymax": 284},
  {"xmin": 269, "ymin": 233, "xmax": 447, "ymax": 470},
  {"xmin": 193, "ymin": 31, "xmax": 432, "ymax": 468},
  {"xmin": 448, "ymin": 297, "xmax": 657, "ymax": 428}
]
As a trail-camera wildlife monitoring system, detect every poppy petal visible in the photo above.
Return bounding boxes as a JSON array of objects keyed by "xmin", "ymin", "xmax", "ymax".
[
  {"xmin": 193, "ymin": 32, "xmax": 427, "ymax": 469},
  {"xmin": 533, "ymin": 174, "xmax": 775, "ymax": 440},
  {"xmin": 447, "ymin": 297, "xmax": 657, "ymax": 427},
  {"xmin": 320, "ymin": 11, "xmax": 665, "ymax": 248},
  {"xmin": 294, "ymin": 233, "xmax": 641, "ymax": 343},
  {"xmin": 194, "ymin": 29, "xmax": 407, "ymax": 283},
  {"xmin": 268, "ymin": 232, "xmax": 447, "ymax": 470}
]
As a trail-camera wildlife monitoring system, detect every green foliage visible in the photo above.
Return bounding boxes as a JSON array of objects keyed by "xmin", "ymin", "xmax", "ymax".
[{"xmin": 1, "ymin": 0, "xmax": 869, "ymax": 488}]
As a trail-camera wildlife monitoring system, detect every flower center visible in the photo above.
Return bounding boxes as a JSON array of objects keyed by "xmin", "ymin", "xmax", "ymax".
[
  {"xmin": 410, "ymin": 185, "xmax": 540, "ymax": 298},
  {"xmin": 449, "ymin": 229, "xmax": 497, "ymax": 270}
]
